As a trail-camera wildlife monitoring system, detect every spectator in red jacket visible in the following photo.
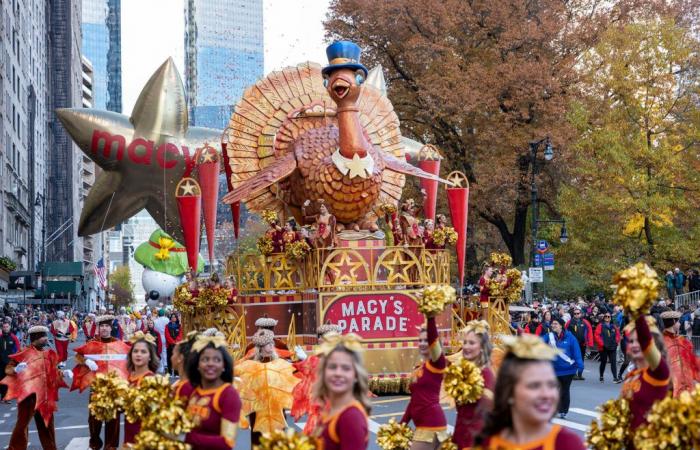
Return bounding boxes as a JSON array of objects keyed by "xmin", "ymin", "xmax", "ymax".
[
  {"xmin": 535, "ymin": 310, "xmax": 553, "ymax": 336},
  {"xmin": 594, "ymin": 313, "xmax": 621, "ymax": 383},
  {"xmin": 522, "ymin": 313, "xmax": 540, "ymax": 334},
  {"xmin": 164, "ymin": 313, "xmax": 182, "ymax": 376},
  {"xmin": 565, "ymin": 308, "xmax": 593, "ymax": 380}
]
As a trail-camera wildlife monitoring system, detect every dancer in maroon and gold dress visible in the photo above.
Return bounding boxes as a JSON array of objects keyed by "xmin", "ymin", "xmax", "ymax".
[
  {"xmin": 314, "ymin": 333, "xmax": 370, "ymax": 450},
  {"xmin": 453, "ymin": 320, "xmax": 495, "ymax": 450},
  {"xmin": 401, "ymin": 313, "xmax": 448, "ymax": 449},
  {"xmin": 185, "ymin": 334, "xmax": 241, "ymax": 450},
  {"xmin": 476, "ymin": 334, "xmax": 585, "ymax": 450},
  {"xmin": 292, "ymin": 323, "xmax": 341, "ymax": 435},
  {"xmin": 122, "ymin": 332, "xmax": 159, "ymax": 446},
  {"xmin": 620, "ymin": 315, "xmax": 669, "ymax": 431},
  {"xmin": 170, "ymin": 331, "xmax": 199, "ymax": 400}
]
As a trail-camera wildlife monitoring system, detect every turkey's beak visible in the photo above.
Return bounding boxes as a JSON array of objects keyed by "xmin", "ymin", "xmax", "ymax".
[{"xmin": 331, "ymin": 78, "xmax": 351, "ymax": 99}]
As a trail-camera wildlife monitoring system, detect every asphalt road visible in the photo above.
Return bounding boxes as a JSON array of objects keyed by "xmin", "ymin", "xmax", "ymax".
[{"xmin": 0, "ymin": 340, "xmax": 619, "ymax": 449}]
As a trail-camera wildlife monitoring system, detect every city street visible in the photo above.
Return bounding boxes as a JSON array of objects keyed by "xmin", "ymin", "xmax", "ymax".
[{"xmin": 0, "ymin": 340, "xmax": 618, "ymax": 450}]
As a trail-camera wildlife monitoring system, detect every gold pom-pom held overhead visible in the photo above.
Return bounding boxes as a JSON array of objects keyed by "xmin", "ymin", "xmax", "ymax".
[
  {"xmin": 257, "ymin": 428, "xmax": 317, "ymax": 450},
  {"xmin": 261, "ymin": 209, "xmax": 279, "ymax": 226},
  {"xmin": 611, "ymin": 262, "xmax": 659, "ymax": 317},
  {"xmin": 257, "ymin": 235, "xmax": 274, "ymax": 256},
  {"xmin": 376, "ymin": 418, "xmax": 414, "ymax": 450},
  {"xmin": 443, "ymin": 358, "xmax": 485, "ymax": 406},
  {"xmin": 586, "ymin": 398, "xmax": 631, "ymax": 450},
  {"xmin": 88, "ymin": 372, "xmax": 129, "ymax": 421},
  {"xmin": 489, "ymin": 252, "xmax": 512, "ymax": 267},
  {"xmin": 433, "ymin": 227, "xmax": 458, "ymax": 246},
  {"xmin": 417, "ymin": 284, "xmax": 457, "ymax": 316}
]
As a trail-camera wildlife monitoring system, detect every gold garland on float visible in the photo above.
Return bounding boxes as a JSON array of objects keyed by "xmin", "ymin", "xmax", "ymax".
[
  {"xmin": 432, "ymin": 227, "xmax": 458, "ymax": 246},
  {"xmin": 173, "ymin": 283, "xmax": 233, "ymax": 313},
  {"xmin": 285, "ymin": 240, "xmax": 311, "ymax": 260},
  {"xmin": 173, "ymin": 284, "xmax": 194, "ymax": 314},
  {"xmin": 376, "ymin": 418, "xmax": 413, "ymax": 450},
  {"xmin": 257, "ymin": 428, "xmax": 317, "ymax": 450},
  {"xmin": 443, "ymin": 358, "xmax": 485, "ymax": 405}
]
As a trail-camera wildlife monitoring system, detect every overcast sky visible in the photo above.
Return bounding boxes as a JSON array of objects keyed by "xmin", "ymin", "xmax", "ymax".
[{"xmin": 121, "ymin": 0, "xmax": 330, "ymax": 114}]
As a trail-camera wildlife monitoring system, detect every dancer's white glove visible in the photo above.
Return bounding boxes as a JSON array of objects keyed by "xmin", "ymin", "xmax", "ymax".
[
  {"xmin": 14, "ymin": 362, "xmax": 27, "ymax": 373},
  {"xmin": 294, "ymin": 345, "xmax": 307, "ymax": 361},
  {"xmin": 85, "ymin": 359, "xmax": 98, "ymax": 371}
]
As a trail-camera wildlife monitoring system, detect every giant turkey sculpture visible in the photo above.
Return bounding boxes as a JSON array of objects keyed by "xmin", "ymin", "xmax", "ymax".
[{"xmin": 222, "ymin": 41, "xmax": 447, "ymax": 231}]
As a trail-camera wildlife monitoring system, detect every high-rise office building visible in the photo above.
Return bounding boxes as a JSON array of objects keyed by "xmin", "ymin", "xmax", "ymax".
[
  {"xmin": 184, "ymin": 0, "xmax": 263, "ymax": 129},
  {"xmin": 47, "ymin": 0, "xmax": 86, "ymax": 264},
  {"xmin": 184, "ymin": 0, "xmax": 263, "ymax": 262},
  {"xmin": 0, "ymin": 0, "xmax": 50, "ymax": 273},
  {"xmin": 82, "ymin": 0, "xmax": 121, "ymax": 112}
]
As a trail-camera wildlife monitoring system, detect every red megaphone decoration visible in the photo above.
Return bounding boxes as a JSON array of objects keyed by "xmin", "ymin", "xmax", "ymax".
[
  {"xmin": 175, "ymin": 177, "xmax": 202, "ymax": 272},
  {"xmin": 417, "ymin": 145, "xmax": 442, "ymax": 222},
  {"xmin": 446, "ymin": 171, "xmax": 470, "ymax": 289},
  {"xmin": 197, "ymin": 145, "xmax": 220, "ymax": 262}
]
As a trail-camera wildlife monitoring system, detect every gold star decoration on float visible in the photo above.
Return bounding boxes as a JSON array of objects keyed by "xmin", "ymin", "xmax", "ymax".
[
  {"xmin": 446, "ymin": 171, "xmax": 469, "ymax": 188},
  {"xmin": 55, "ymin": 58, "xmax": 221, "ymax": 243},
  {"xmin": 326, "ymin": 250, "xmax": 368, "ymax": 285}
]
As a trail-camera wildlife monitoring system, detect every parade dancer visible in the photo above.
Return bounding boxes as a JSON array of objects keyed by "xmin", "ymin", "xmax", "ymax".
[
  {"xmin": 1, "ymin": 325, "xmax": 72, "ymax": 450},
  {"xmin": 184, "ymin": 333, "xmax": 241, "ymax": 449},
  {"xmin": 476, "ymin": 334, "xmax": 585, "ymax": 449},
  {"xmin": 621, "ymin": 315, "xmax": 670, "ymax": 430},
  {"xmin": 83, "ymin": 313, "xmax": 97, "ymax": 341},
  {"xmin": 243, "ymin": 316, "xmax": 292, "ymax": 359},
  {"xmin": 453, "ymin": 320, "xmax": 495, "ymax": 450},
  {"xmin": 660, "ymin": 309, "xmax": 700, "ymax": 396},
  {"xmin": 50, "ymin": 311, "xmax": 74, "ymax": 367},
  {"xmin": 314, "ymin": 333, "xmax": 370, "ymax": 450},
  {"xmin": 123, "ymin": 331, "xmax": 159, "ymax": 446},
  {"xmin": 170, "ymin": 331, "xmax": 198, "ymax": 399},
  {"xmin": 72, "ymin": 315, "xmax": 130, "ymax": 450},
  {"xmin": 291, "ymin": 323, "xmax": 341, "ymax": 435},
  {"xmin": 400, "ymin": 312, "xmax": 449, "ymax": 449}
]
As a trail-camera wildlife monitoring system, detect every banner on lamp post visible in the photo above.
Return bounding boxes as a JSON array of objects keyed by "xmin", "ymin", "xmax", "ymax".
[
  {"xmin": 417, "ymin": 145, "xmax": 442, "ymax": 222},
  {"xmin": 175, "ymin": 177, "xmax": 202, "ymax": 273},
  {"xmin": 445, "ymin": 171, "xmax": 470, "ymax": 288}
]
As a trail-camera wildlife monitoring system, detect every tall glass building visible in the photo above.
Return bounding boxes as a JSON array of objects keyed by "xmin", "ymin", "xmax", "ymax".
[
  {"xmin": 184, "ymin": 0, "xmax": 263, "ymax": 130},
  {"xmin": 81, "ymin": 0, "xmax": 122, "ymax": 112}
]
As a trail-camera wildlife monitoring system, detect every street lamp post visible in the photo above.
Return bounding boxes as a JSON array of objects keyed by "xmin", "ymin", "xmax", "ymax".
[
  {"xmin": 529, "ymin": 137, "xmax": 569, "ymax": 299},
  {"xmin": 35, "ymin": 194, "xmax": 46, "ymax": 310}
]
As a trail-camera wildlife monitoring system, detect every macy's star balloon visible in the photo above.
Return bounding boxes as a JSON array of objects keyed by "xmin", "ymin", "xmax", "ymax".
[{"xmin": 55, "ymin": 58, "xmax": 221, "ymax": 244}]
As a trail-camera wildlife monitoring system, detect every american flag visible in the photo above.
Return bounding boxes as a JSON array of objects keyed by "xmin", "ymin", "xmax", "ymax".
[{"xmin": 94, "ymin": 258, "xmax": 107, "ymax": 290}]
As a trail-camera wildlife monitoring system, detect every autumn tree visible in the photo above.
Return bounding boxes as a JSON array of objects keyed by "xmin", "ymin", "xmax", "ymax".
[
  {"xmin": 109, "ymin": 265, "xmax": 135, "ymax": 307},
  {"xmin": 556, "ymin": 17, "xmax": 700, "ymax": 288},
  {"xmin": 325, "ymin": 0, "xmax": 658, "ymax": 270}
]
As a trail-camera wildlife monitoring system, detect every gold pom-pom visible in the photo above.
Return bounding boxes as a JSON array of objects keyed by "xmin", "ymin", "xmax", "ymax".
[
  {"xmin": 88, "ymin": 372, "xmax": 129, "ymax": 421},
  {"xmin": 261, "ymin": 209, "xmax": 279, "ymax": 226},
  {"xmin": 504, "ymin": 268, "xmax": 524, "ymax": 302},
  {"xmin": 433, "ymin": 227, "xmax": 458, "ymax": 246},
  {"xmin": 489, "ymin": 252, "xmax": 512, "ymax": 267},
  {"xmin": 438, "ymin": 439, "xmax": 458, "ymax": 450},
  {"xmin": 611, "ymin": 263, "xmax": 659, "ymax": 317},
  {"xmin": 417, "ymin": 284, "xmax": 457, "ymax": 316},
  {"xmin": 130, "ymin": 430, "xmax": 190, "ymax": 450},
  {"xmin": 443, "ymin": 359, "xmax": 484, "ymax": 405},
  {"xmin": 285, "ymin": 240, "xmax": 311, "ymax": 260},
  {"xmin": 173, "ymin": 284, "xmax": 194, "ymax": 314},
  {"xmin": 380, "ymin": 203, "xmax": 397, "ymax": 214},
  {"xmin": 376, "ymin": 418, "xmax": 413, "ymax": 450},
  {"xmin": 633, "ymin": 386, "xmax": 700, "ymax": 450},
  {"xmin": 586, "ymin": 398, "xmax": 631, "ymax": 450},
  {"xmin": 123, "ymin": 375, "xmax": 194, "ymax": 436},
  {"xmin": 257, "ymin": 428, "xmax": 317, "ymax": 450},
  {"xmin": 257, "ymin": 235, "xmax": 274, "ymax": 256}
]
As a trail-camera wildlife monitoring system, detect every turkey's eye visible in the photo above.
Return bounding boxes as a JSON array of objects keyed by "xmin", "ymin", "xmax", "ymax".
[{"xmin": 355, "ymin": 71, "xmax": 365, "ymax": 85}]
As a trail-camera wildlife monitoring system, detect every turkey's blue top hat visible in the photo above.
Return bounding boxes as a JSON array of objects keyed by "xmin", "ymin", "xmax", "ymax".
[{"xmin": 322, "ymin": 41, "xmax": 368, "ymax": 78}]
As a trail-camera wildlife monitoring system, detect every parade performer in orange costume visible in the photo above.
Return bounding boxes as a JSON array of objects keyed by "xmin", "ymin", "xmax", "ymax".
[
  {"xmin": 620, "ymin": 315, "xmax": 670, "ymax": 431},
  {"xmin": 71, "ymin": 315, "xmax": 130, "ymax": 450},
  {"xmin": 453, "ymin": 320, "xmax": 495, "ymax": 450},
  {"xmin": 660, "ymin": 310, "xmax": 700, "ymax": 396},
  {"xmin": 83, "ymin": 314, "xmax": 97, "ymax": 341},
  {"xmin": 476, "ymin": 335, "xmax": 585, "ymax": 449},
  {"xmin": 123, "ymin": 331, "xmax": 159, "ymax": 446},
  {"xmin": 401, "ymin": 312, "xmax": 449, "ymax": 449},
  {"xmin": 291, "ymin": 323, "xmax": 341, "ymax": 435},
  {"xmin": 314, "ymin": 331, "xmax": 370, "ymax": 450},
  {"xmin": 185, "ymin": 333, "xmax": 241, "ymax": 449},
  {"xmin": 243, "ymin": 316, "xmax": 292, "ymax": 360},
  {"xmin": 50, "ymin": 311, "xmax": 75, "ymax": 366},
  {"xmin": 1, "ymin": 325, "xmax": 72, "ymax": 450}
]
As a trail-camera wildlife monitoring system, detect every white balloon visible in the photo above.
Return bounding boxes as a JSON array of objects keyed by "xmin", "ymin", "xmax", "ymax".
[{"xmin": 141, "ymin": 268, "xmax": 182, "ymax": 301}]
